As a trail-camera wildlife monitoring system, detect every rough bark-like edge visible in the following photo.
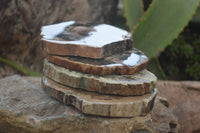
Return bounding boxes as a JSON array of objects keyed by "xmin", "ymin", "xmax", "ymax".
[
  {"xmin": 42, "ymin": 77, "xmax": 157, "ymax": 117},
  {"xmin": 43, "ymin": 60, "xmax": 156, "ymax": 96},
  {"xmin": 45, "ymin": 52, "xmax": 149, "ymax": 76},
  {"xmin": 41, "ymin": 38, "xmax": 133, "ymax": 59}
]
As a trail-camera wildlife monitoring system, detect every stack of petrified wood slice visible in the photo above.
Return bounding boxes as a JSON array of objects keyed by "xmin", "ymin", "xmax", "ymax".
[{"xmin": 41, "ymin": 21, "xmax": 157, "ymax": 117}]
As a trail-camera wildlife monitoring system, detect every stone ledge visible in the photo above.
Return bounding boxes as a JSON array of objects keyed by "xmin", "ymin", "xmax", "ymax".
[
  {"xmin": 0, "ymin": 75, "xmax": 179, "ymax": 133},
  {"xmin": 157, "ymin": 81, "xmax": 200, "ymax": 133}
]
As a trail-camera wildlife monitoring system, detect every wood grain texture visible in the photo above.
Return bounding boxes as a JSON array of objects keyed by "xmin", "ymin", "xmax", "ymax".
[
  {"xmin": 42, "ymin": 40, "xmax": 102, "ymax": 59},
  {"xmin": 45, "ymin": 48, "xmax": 149, "ymax": 75},
  {"xmin": 42, "ymin": 39, "xmax": 133, "ymax": 59},
  {"xmin": 43, "ymin": 59, "xmax": 156, "ymax": 96},
  {"xmin": 42, "ymin": 77, "xmax": 157, "ymax": 117},
  {"xmin": 41, "ymin": 22, "xmax": 133, "ymax": 59}
]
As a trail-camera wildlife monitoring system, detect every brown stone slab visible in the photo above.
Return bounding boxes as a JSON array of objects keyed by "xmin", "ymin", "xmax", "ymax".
[
  {"xmin": 41, "ymin": 21, "xmax": 133, "ymax": 59},
  {"xmin": 157, "ymin": 81, "xmax": 200, "ymax": 133},
  {"xmin": 45, "ymin": 48, "xmax": 148, "ymax": 75},
  {"xmin": 42, "ymin": 77, "xmax": 157, "ymax": 117},
  {"xmin": 44, "ymin": 59, "xmax": 157, "ymax": 96}
]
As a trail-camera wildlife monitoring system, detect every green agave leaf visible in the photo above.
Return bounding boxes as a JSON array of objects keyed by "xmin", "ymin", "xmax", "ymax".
[
  {"xmin": 123, "ymin": 0, "xmax": 144, "ymax": 30},
  {"xmin": 0, "ymin": 57, "xmax": 43, "ymax": 77},
  {"xmin": 133, "ymin": 0, "xmax": 200, "ymax": 58},
  {"xmin": 147, "ymin": 58, "xmax": 168, "ymax": 80},
  {"xmin": 192, "ymin": 6, "xmax": 200, "ymax": 23}
]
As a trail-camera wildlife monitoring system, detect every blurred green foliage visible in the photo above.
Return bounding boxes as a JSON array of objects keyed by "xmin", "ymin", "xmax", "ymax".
[
  {"xmin": 123, "ymin": 0, "xmax": 200, "ymax": 80},
  {"xmin": 159, "ymin": 35, "xmax": 200, "ymax": 80},
  {"xmin": 124, "ymin": 0, "xmax": 200, "ymax": 58},
  {"xmin": 0, "ymin": 57, "xmax": 43, "ymax": 77}
]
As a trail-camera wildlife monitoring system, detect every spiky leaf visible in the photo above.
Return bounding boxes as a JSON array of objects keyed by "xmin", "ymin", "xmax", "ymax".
[
  {"xmin": 123, "ymin": 0, "xmax": 144, "ymax": 30},
  {"xmin": 0, "ymin": 57, "xmax": 43, "ymax": 77},
  {"xmin": 132, "ymin": 0, "xmax": 200, "ymax": 58}
]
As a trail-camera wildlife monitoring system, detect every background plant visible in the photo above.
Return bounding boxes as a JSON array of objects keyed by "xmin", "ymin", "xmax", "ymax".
[
  {"xmin": 159, "ymin": 31, "xmax": 200, "ymax": 80},
  {"xmin": 123, "ymin": 0, "xmax": 200, "ymax": 80}
]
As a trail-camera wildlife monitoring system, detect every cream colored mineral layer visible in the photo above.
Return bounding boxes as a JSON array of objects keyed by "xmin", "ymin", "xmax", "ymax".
[
  {"xmin": 42, "ymin": 77, "xmax": 157, "ymax": 117},
  {"xmin": 43, "ymin": 59, "xmax": 156, "ymax": 96}
]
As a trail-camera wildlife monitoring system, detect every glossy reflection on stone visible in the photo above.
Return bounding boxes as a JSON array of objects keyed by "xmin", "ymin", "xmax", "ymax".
[
  {"xmin": 41, "ymin": 21, "xmax": 131, "ymax": 47},
  {"xmin": 41, "ymin": 21, "xmax": 133, "ymax": 59},
  {"xmin": 45, "ymin": 48, "xmax": 148, "ymax": 75}
]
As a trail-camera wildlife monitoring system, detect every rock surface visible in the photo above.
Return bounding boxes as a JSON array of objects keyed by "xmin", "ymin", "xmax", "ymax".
[
  {"xmin": 0, "ymin": 63, "xmax": 19, "ymax": 78},
  {"xmin": 0, "ymin": 75, "xmax": 179, "ymax": 133},
  {"xmin": 46, "ymin": 48, "xmax": 148, "ymax": 75},
  {"xmin": 42, "ymin": 77, "xmax": 157, "ymax": 117},
  {"xmin": 157, "ymin": 81, "xmax": 200, "ymax": 133},
  {"xmin": 0, "ymin": 0, "xmax": 118, "ymax": 78},
  {"xmin": 41, "ymin": 21, "xmax": 133, "ymax": 59},
  {"xmin": 44, "ymin": 60, "xmax": 156, "ymax": 96}
]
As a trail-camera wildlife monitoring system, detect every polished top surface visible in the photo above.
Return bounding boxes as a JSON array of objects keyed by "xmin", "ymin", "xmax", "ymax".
[{"xmin": 41, "ymin": 21, "xmax": 131, "ymax": 47}]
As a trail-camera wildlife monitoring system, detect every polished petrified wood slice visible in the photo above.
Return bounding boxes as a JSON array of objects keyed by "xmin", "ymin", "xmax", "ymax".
[
  {"xmin": 41, "ymin": 21, "xmax": 133, "ymax": 59},
  {"xmin": 42, "ymin": 77, "xmax": 157, "ymax": 117},
  {"xmin": 43, "ymin": 60, "xmax": 156, "ymax": 96},
  {"xmin": 45, "ymin": 48, "xmax": 148, "ymax": 75}
]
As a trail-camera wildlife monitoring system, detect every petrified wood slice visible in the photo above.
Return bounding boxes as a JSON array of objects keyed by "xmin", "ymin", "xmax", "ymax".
[
  {"xmin": 41, "ymin": 21, "xmax": 133, "ymax": 59},
  {"xmin": 42, "ymin": 77, "xmax": 157, "ymax": 117},
  {"xmin": 45, "ymin": 48, "xmax": 148, "ymax": 75},
  {"xmin": 44, "ymin": 60, "xmax": 157, "ymax": 96}
]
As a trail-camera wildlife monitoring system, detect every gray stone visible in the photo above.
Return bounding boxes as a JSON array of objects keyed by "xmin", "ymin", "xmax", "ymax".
[
  {"xmin": 0, "ymin": 75, "xmax": 179, "ymax": 133},
  {"xmin": 157, "ymin": 81, "xmax": 200, "ymax": 133}
]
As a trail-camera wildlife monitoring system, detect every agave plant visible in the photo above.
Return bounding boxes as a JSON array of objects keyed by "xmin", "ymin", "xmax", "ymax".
[
  {"xmin": 123, "ymin": 0, "xmax": 200, "ymax": 79},
  {"xmin": 192, "ymin": 5, "xmax": 200, "ymax": 23},
  {"xmin": 123, "ymin": 0, "xmax": 200, "ymax": 58}
]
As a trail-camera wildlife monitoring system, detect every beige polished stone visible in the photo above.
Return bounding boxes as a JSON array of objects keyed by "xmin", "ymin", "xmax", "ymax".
[
  {"xmin": 41, "ymin": 21, "xmax": 133, "ymax": 59},
  {"xmin": 42, "ymin": 77, "xmax": 157, "ymax": 117},
  {"xmin": 45, "ymin": 48, "xmax": 148, "ymax": 75},
  {"xmin": 43, "ymin": 59, "xmax": 157, "ymax": 96}
]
